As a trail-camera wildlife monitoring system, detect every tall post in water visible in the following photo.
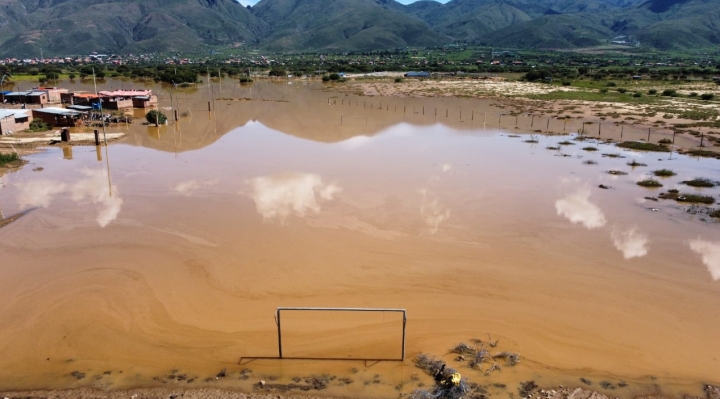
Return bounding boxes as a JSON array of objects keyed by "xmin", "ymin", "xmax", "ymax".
[
  {"xmin": 472, "ymin": 110, "xmax": 474, "ymax": 121},
  {"xmin": 621, "ymin": 125, "xmax": 624, "ymax": 139},
  {"xmin": 672, "ymin": 128, "xmax": 676, "ymax": 144},
  {"xmin": 546, "ymin": 118, "xmax": 550, "ymax": 133},
  {"xmin": 446, "ymin": 109, "xmax": 448, "ymax": 118},
  {"xmin": 563, "ymin": 119, "xmax": 567, "ymax": 132},
  {"xmin": 700, "ymin": 133, "xmax": 704, "ymax": 147},
  {"xmin": 515, "ymin": 115, "xmax": 518, "ymax": 126},
  {"xmin": 598, "ymin": 122, "xmax": 601, "ymax": 136},
  {"xmin": 582, "ymin": 122, "xmax": 586, "ymax": 136},
  {"xmin": 531, "ymin": 115, "xmax": 535, "ymax": 127},
  {"xmin": 647, "ymin": 127, "xmax": 651, "ymax": 142}
]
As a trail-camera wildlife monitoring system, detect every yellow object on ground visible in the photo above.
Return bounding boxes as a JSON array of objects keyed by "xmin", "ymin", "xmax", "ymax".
[{"xmin": 451, "ymin": 373, "xmax": 461, "ymax": 385}]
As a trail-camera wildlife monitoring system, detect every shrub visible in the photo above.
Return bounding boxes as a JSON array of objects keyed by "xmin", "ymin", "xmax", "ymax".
[
  {"xmin": 321, "ymin": 75, "xmax": 330, "ymax": 82},
  {"xmin": 700, "ymin": 93, "xmax": 715, "ymax": 101},
  {"xmin": 562, "ymin": 81, "xmax": 572, "ymax": 86},
  {"xmin": 617, "ymin": 88, "xmax": 628, "ymax": 93},
  {"xmin": 681, "ymin": 178, "xmax": 717, "ymax": 188},
  {"xmin": 0, "ymin": 152, "xmax": 21, "ymax": 166},
  {"xmin": 662, "ymin": 89, "xmax": 678, "ymax": 97},
  {"xmin": 145, "ymin": 109, "xmax": 167, "ymax": 125},
  {"xmin": 653, "ymin": 169, "xmax": 676, "ymax": 177},
  {"xmin": 689, "ymin": 92, "xmax": 698, "ymax": 97},
  {"xmin": 648, "ymin": 89, "xmax": 657, "ymax": 95},
  {"xmin": 658, "ymin": 138, "xmax": 672, "ymax": 144},
  {"xmin": 28, "ymin": 119, "xmax": 50, "ymax": 132},
  {"xmin": 600, "ymin": 88, "xmax": 608, "ymax": 94},
  {"xmin": 239, "ymin": 77, "xmax": 253, "ymax": 83},
  {"xmin": 68, "ymin": 73, "xmax": 76, "ymax": 80},
  {"xmin": 395, "ymin": 77, "xmax": 404, "ymax": 83},
  {"xmin": 329, "ymin": 73, "xmax": 341, "ymax": 81},
  {"xmin": 637, "ymin": 179, "xmax": 663, "ymax": 188},
  {"xmin": 633, "ymin": 92, "xmax": 642, "ymax": 98},
  {"xmin": 606, "ymin": 82, "xmax": 617, "ymax": 87}
]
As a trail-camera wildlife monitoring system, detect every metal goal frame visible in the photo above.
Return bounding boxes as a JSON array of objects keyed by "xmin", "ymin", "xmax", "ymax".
[{"xmin": 274, "ymin": 307, "xmax": 407, "ymax": 361}]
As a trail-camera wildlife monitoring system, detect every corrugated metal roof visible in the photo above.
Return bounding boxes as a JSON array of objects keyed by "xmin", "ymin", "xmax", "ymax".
[
  {"xmin": 5, "ymin": 91, "xmax": 30, "ymax": 96},
  {"xmin": 32, "ymin": 107, "xmax": 81, "ymax": 116},
  {"xmin": 0, "ymin": 109, "xmax": 29, "ymax": 119},
  {"xmin": 99, "ymin": 90, "xmax": 151, "ymax": 97}
]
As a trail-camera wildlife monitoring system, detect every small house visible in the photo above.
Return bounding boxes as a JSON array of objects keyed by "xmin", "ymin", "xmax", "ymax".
[
  {"xmin": 32, "ymin": 107, "xmax": 84, "ymax": 127},
  {"xmin": 132, "ymin": 95, "xmax": 158, "ymax": 108},
  {"xmin": 0, "ymin": 109, "xmax": 32, "ymax": 135}
]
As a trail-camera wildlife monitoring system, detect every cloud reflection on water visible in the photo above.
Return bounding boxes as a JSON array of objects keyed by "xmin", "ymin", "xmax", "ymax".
[
  {"xmin": 611, "ymin": 227, "xmax": 649, "ymax": 259},
  {"xmin": 688, "ymin": 239, "xmax": 720, "ymax": 281},
  {"xmin": 13, "ymin": 169, "xmax": 122, "ymax": 227},
  {"xmin": 555, "ymin": 188, "xmax": 606, "ymax": 229},
  {"xmin": 249, "ymin": 173, "xmax": 341, "ymax": 223},
  {"xmin": 419, "ymin": 189, "xmax": 450, "ymax": 235},
  {"xmin": 173, "ymin": 179, "xmax": 218, "ymax": 196}
]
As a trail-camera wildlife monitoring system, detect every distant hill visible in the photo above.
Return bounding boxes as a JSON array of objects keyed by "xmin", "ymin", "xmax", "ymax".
[
  {"xmin": 0, "ymin": 0, "xmax": 718, "ymax": 57},
  {"xmin": 251, "ymin": 0, "xmax": 446, "ymax": 51},
  {"xmin": 0, "ymin": 0, "xmax": 268, "ymax": 57}
]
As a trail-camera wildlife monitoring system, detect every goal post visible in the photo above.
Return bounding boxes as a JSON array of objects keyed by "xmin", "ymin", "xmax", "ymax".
[{"xmin": 275, "ymin": 307, "xmax": 407, "ymax": 361}]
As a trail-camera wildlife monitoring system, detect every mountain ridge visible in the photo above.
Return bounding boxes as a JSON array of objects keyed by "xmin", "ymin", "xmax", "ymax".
[{"xmin": 0, "ymin": 0, "xmax": 717, "ymax": 57}]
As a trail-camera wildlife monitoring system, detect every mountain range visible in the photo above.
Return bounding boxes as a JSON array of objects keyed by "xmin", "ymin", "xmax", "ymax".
[{"xmin": 0, "ymin": 0, "xmax": 718, "ymax": 57}]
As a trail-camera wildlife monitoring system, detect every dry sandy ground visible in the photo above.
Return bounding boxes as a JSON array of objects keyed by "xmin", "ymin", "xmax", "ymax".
[
  {"xmin": 343, "ymin": 78, "xmax": 720, "ymax": 151},
  {"xmin": 1, "ymin": 384, "xmax": 718, "ymax": 399}
]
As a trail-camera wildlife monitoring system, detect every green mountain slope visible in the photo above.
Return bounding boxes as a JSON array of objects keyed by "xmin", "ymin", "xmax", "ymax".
[
  {"xmin": 251, "ymin": 0, "xmax": 446, "ymax": 51},
  {"xmin": 0, "ymin": 0, "xmax": 269, "ymax": 57},
  {"xmin": 0, "ymin": 0, "xmax": 719, "ymax": 56}
]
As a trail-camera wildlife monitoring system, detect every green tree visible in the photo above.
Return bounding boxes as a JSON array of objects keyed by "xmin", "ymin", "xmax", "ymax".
[{"xmin": 146, "ymin": 110, "xmax": 167, "ymax": 125}]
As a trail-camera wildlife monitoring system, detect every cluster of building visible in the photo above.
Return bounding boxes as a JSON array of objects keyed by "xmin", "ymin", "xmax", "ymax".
[{"xmin": 0, "ymin": 87, "xmax": 156, "ymax": 135}]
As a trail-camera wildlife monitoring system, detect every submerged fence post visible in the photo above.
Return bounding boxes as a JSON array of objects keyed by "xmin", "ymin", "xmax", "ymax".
[
  {"xmin": 647, "ymin": 127, "xmax": 651, "ymax": 142},
  {"xmin": 208, "ymin": 101, "xmax": 211, "ymax": 111},
  {"xmin": 672, "ymin": 128, "xmax": 676, "ymax": 144},
  {"xmin": 621, "ymin": 125, "xmax": 624, "ymax": 139}
]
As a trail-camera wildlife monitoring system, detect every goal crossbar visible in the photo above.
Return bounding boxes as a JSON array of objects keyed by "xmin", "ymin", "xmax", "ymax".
[{"xmin": 275, "ymin": 307, "xmax": 407, "ymax": 361}]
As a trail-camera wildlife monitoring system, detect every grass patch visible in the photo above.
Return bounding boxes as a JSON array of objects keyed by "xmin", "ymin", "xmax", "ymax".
[
  {"xmin": 607, "ymin": 170, "xmax": 628, "ymax": 175},
  {"xmin": 583, "ymin": 160, "xmax": 598, "ymax": 165},
  {"xmin": 0, "ymin": 152, "xmax": 22, "ymax": 167},
  {"xmin": 602, "ymin": 153, "xmax": 624, "ymax": 158},
  {"xmin": 710, "ymin": 209, "xmax": 720, "ymax": 218},
  {"xmin": 681, "ymin": 178, "xmax": 717, "ymax": 188},
  {"xmin": 617, "ymin": 141, "xmax": 671, "ymax": 152},
  {"xmin": 627, "ymin": 160, "xmax": 647, "ymax": 167},
  {"xmin": 683, "ymin": 149, "xmax": 720, "ymax": 159},
  {"xmin": 659, "ymin": 191, "xmax": 716, "ymax": 204},
  {"xmin": 546, "ymin": 146, "xmax": 560, "ymax": 150},
  {"xmin": 637, "ymin": 179, "xmax": 663, "ymax": 188},
  {"xmin": 558, "ymin": 141, "xmax": 575, "ymax": 145},
  {"xmin": 582, "ymin": 146, "xmax": 598, "ymax": 151},
  {"xmin": 653, "ymin": 169, "xmax": 676, "ymax": 177}
]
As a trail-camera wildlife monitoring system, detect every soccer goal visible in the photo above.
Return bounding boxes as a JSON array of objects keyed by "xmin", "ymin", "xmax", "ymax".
[{"xmin": 274, "ymin": 307, "xmax": 407, "ymax": 361}]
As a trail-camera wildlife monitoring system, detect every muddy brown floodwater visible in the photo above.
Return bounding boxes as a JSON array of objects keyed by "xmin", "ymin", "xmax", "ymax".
[{"xmin": 0, "ymin": 79, "xmax": 719, "ymax": 399}]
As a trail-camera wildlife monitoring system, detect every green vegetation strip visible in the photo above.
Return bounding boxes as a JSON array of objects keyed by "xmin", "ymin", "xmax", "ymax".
[
  {"xmin": 617, "ymin": 141, "xmax": 670, "ymax": 152},
  {"xmin": 681, "ymin": 178, "xmax": 717, "ymax": 188}
]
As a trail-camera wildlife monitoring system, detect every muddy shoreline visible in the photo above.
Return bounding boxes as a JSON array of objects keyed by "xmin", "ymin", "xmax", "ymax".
[{"xmin": 1, "ymin": 384, "xmax": 718, "ymax": 399}]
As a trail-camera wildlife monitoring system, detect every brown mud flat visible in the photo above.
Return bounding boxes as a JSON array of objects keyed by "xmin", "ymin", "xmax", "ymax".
[
  {"xmin": 1, "ymin": 384, "xmax": 717, "ymax": 399},
  {"xmin": 1, "ymin": 79, "xmax": 719, "ymax": 399}
]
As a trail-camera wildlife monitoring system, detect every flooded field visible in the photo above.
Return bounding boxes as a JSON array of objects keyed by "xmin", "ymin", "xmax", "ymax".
[{"xmin": 0, "ymin": 79, "xmax": 719, "ymax": 399}]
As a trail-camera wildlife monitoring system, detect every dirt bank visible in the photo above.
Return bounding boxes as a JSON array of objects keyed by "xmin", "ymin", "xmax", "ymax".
[{"xmin": 1, "ymin": 384, "xmax": 718, "ymax": 399}]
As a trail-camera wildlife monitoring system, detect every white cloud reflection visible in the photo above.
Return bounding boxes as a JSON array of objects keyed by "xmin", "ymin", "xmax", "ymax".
[
  {"xmin": 13, "ymin": 169, "xmax": 122, "ymax": 227},
  {"xmin": 70, "ymin": 170, "xmax": 123, "ymax": 228},
  {"xmin": 15, "ymin": 179, "xmax": 66, "ymax": 208},
  {"xmin": 173, "ymin": 179, "xmax": 218, "ymax": 196},
  {"xmin": 688, "ymin": 239, "xmax": 720, "ymax": 281},
  {"xmin": 555, "ymin": 188, "xmax": 606, "ymax": 229},
  {"xmin": 419, "ymin": 189, "xmax": 450, "ymax": 235},
  {"xmin": 249, "ymin": 173, "xmax": 341, "ymax": 222},
  {"xmin": 611, "ymin": 227, "xmax": 649, "ymax": 259}
]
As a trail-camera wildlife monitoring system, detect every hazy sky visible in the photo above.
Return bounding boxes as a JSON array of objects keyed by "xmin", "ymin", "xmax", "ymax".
[{"xmin": 238, "ymin": 0, "xmax": 449, "ymax": 6}]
